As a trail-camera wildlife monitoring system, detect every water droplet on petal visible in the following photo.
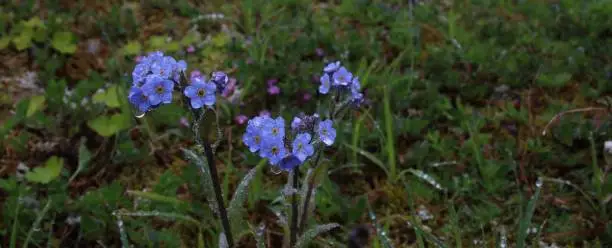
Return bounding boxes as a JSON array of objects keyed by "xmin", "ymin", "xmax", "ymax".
[
  {"xmin": 135, "ymin": 112, "xmax": 146, "ymax": 118},
  {"xmin": 269, "ymin": 166, "xmax": 282, "ymax": 175}
]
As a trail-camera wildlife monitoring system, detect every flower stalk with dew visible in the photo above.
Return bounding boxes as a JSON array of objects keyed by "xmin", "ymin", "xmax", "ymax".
[
  {"xmin": 242, "ymin": 113, "xmax": 335, "ymax": 247},
  {"xmin": 127, "ymin": 51, "xmax": 234, "ymax": 247},
  {"xmin": 298, "ymin": 61, "xmax": 364, "ymax": 232}
]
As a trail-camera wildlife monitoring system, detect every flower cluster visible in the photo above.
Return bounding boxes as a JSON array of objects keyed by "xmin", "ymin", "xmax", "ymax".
[
  {"xmin": 319, "ymin": 61, "xmax": 363, "ymax": 104},
  {"xmin": 243, "ymin": 113, "xmax": 336, "ymax": 170},
  {"xmin": 128, "ymin": 52, "xmax": 186, "ymax": 113},
  {"xmin": 183, "ymin": 71, "xmax": 230, "ymax": 109},
  {"xmin": 128, "ymin": 51, "xmax": 231, "ymax": 113}
]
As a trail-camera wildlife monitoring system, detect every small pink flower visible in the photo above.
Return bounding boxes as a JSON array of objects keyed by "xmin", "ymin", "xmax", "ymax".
[
  {"xmin": 234, "ymin": 115, "xmax": 248, "ymax": 125},
  {"xmin": 315, "ymin": 48, "xmax": 325, "ymax": 57},
  {"xmin": 222, "ymin": 77, "xmax": 237, "ymax": 98},
  {"xmin": 302, "ymin": 92, "xmax": 312, "ymax": 101},
  {"xmin": 267, "ymin": 85, "xmax": 280, "ymax": 95},
  {"xmin": 267, "ymin": 78, "xmax": 278, "ymax": 86},
  {"xmin": 179, "ymin": 117, "xmax": 190, "ymax": 128},
  {"xmin": 135, "ymin": 56, "xmax": 144, "ymax": 63},
  {"xmin": 186, "ymin": 45, "xmax": 195, "ymax": 53}
]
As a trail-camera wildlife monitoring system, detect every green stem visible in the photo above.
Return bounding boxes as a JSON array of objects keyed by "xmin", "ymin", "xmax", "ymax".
[
  {"xmin": 10, "ymin": 195, "xmax": 21, "ymax": 248},
  {"xmin": 290, "ymin": 168, "xmax": 300, "ymax": 247}
]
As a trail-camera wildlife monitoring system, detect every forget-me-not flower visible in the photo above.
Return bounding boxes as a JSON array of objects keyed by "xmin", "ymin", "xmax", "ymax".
[
  {"xmin": 184, "ymin": 79, "xmax": 216, "ymax": 108},
  {"xmin": 151, "ymin": 56, "xmax": 177, "ymax": 79},
  {"xmin": 260, "ymin": 139, "xmax": 287, "ymax": 165},
  {"xmin": 128, "ymin": 87, "xmax": 151, "ymax": 112},
  {"xmin": 142, "ymin": 77, "xmax": 174, "ymax": 105},
  {"xmin": 262, "ymin": 117, "xmax": 285, "ymax": 141},
  {"xmin": 243, "ymin": 116, "xmax": 270, "ymax": 152},
  {"xmin": 332, "ymin": 66, "xmax": 352, "ymax": 86},
  {"xmin": 324, "ymin": 61, "xmax": 341, "ymax": 73},
  {"xmin": 350, "ymin": 77, "xmax": 363, "ymax": 101},
  {"xmin": 319, "ymin": 74, "xmax": 331, "ymax": 94},
  {"xmin": 317, "ymin": 119, "xmax": 336, "ymax": 146},
  {"xmin": 278, "ymin": 155, "xmax": 302, "ymax": 170},
  {"xmin": 292, "ymin": 133, "xmax": 314, "ymax": 162}
]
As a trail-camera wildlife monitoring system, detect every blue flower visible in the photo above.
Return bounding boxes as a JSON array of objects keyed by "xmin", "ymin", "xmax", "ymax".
[
  {"xmin": 278, "ymin": 155, "xmax": 302, "ymax": 170},
  {"xmin": 142, "ymin": 77, "xmax": 174, "ymax": 105},
  {"xmin": 132, "ymin": 62, "xmax": 150, "ymax": 86},
  {"xmin": 151, "ymin": 56, "xmax": 177, "ymax": 79},
  {"xmin": 211, "ymin": 71, "xmax": 229, "ymax": 92},
  {"xmin": 317, "ymin": 119, "xmax": 336, "ymax": 146},
  {"xmin": 324, "ymin": 61, "xmax": 341, "ymax": 73},
  {"xmin": 291, "ymin": 116, "xmax": 302, "ymax": 130},
  {"xmin": 332, "ymin": 66, "xmax": 352, "ymax": 86},
  {"xmin": 173, "ymin": 60, "xmax": 187, "ymax": 81},
  {"xmin": 243, "ymin": 124, "xmax": 263, "ymax": 152},
  {"xmin": 319, "ymin": 74, "xmax": 331, "ymax": 94},
  {"xmin": 262, "ymin": 117, "xmax": 285, "ymax": 141},
  {"xmin": 260, "ymin": 139, "xmax": 287, "ymax": 165},
  {"xmin": 184, "ymin": 80, "xmax": 216, "ymax": 108},
  {"xmin": 292, "ymin": 133, "xmax": 314, "ymax": 162},
  {"xmin": 128, "ymin": 87, "xmax": 151, "ymax": 112},
  {"xmin": 350, "ymin": 76, "xmax": 363, "ymax": 101}
]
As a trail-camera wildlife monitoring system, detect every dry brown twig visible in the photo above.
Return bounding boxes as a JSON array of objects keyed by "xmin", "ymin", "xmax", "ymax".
[{"xmin": 541, "ymin": 107, "xmax": 609, "ymax": 136}]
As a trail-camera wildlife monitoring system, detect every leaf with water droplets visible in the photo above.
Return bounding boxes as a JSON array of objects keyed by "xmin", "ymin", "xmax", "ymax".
[
  {"xmin": 404, "ymin": 169, "xmax": 445, "ymax": 191},
  {"xmin": 182, "ymin": 148, "xmax": 218, "ymax": 214},
  {"xmin": 254, "ymin": 223, "xmax": 266, "ymax": 248},
  {"xmin": 219, "ymin": 232, "xmax": 229, "ymax": 248},
  {"xmin": 228, "ymin": 167, "xmax": 258, "ymax": 236},
  {"xmin": 295, "ymin": 223, "xmax": 340, "ymax": 248}
]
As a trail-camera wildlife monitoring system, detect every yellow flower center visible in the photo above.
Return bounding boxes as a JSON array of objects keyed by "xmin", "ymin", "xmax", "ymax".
[
  {"xmin": 197, "ymin": 88, "xmax": 206, "ymax": 97},
  {"xmin": 156, "ymin": 85, "xmax": 164, "ymax": 94}
]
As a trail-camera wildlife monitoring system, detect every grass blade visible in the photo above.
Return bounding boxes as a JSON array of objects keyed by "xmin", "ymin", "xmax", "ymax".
[
  {"xmin": 516, "ymin": 178, "xmax": 543, "ymax": 248},
  {"xmin": 343, "ymin": 143, "xmax": 389, "ymax": 176},
  {"xmin": 382, "ymin": 84, "xmax": 397, "ymax": 181},
  {"xmin": 22, "ymin": 199, "xmax": 52, "ymax": 248},
  {"xmin": 10, "ymin": 191, "xmax": 22, "ymax": 248}
]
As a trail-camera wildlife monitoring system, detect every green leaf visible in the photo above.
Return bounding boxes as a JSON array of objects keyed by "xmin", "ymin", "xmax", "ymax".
[
  {"xmin": 0, "ymin": 36, "xmax": 11, "ymax": 50},
  {"xmin": 537, "ymin": 72, "xmax": 572, "ymax": 88},
  {"xmin": 182, "ymin": 148, "xmax": 218, "ymax": 213},
  {"xmin": 148, "ymin": 36, "xmax": 167, "ymax": 50},
  {"xmin": 92, "ymin": 85, "xmax": 120, "ymax": 108},
  {"xmin": 24, "ymin": 17, "xmax": 44, "ymax": 28},
  {"xmin": 295, "ymin": 223, "xmax": 340, "ymax": 248},
  {"xmin": 12, "ymin": 28, "xmax": 33, "ymax": 51},
  {"xmin": 228, "ymin": 167, "xmax": 258, "ymax": 236},
  {"xmin": 165, "ymin": 41, "xmax": 181, "ymax": 52},
  {"xmin": 26, "ymin": 95, "xmax": 45, "ymax": 117},
  {"xmin": 69, "ymin": 138, "xmax": 92, "ymax": 183},
  {"xmin": 25, "ymin": 156, "xmax": 63, "ymax": 184},
  {"xmin": 87, "ymin": 113, "xmax": 130, "ymax": 137},
  {"xmin": 51, "ymin": 31, "xmax": 77, "ymax": 54},
  {"xmin": 122, "ymin": 41, "xmax": 141, "ymax": 56}
]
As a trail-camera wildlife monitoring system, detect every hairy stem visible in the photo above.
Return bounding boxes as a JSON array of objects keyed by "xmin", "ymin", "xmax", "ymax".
[
  {"xmin": 203, "ymin": 141, "xmax": 234, "ymax": 247},
  {"xmin": 180, "ymin": 72, "xmax": 234, "ymax": 247},
  {"xmin": 299, "ymin": 150, "xmax": 323, "ymax": 232},
  {"xmin": 290, "ymin": 168, "xmax": 300, "ymax": 247}
]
